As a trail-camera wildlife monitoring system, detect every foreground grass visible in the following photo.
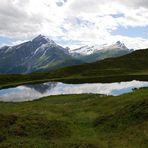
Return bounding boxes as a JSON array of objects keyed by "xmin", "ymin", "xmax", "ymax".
[{"xmin": 0, "ymin": 88, "xmax": 148, "ymax": 148}]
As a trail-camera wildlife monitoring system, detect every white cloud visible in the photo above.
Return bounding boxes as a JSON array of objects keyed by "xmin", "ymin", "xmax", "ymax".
[
  {"xmin": 121, "ymin": 0, "xmax": 148, "ymax": 8},
  {"xmin": 0, "ymin": 0, "xmax": 148, "ymax": 49}
]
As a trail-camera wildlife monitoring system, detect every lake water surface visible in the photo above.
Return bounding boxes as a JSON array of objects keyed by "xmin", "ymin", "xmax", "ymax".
[{"xmin": 0, "ymin": 80, "xmax": 148, "ymax": 102}]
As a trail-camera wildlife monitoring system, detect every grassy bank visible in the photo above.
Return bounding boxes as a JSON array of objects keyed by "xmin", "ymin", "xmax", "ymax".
[
  {"xmin": 0, "ymin": 88, "xmax": 148, "ymax": 147},
  {"xmin": 0, "ymin": 73, "xmax": 148, "ymax": 89}
]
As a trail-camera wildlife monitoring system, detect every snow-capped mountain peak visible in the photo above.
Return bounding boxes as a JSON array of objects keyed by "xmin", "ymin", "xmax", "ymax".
[
  {"xmin": 69, "ymin": 41, "xmax": 130, "ymax": 56},
  {"xmin": 0, "ymin": 35, "xmax": 78, "ymax": 74},
  {"xmin": 32, "ymin": 35, "xmax": 57, "ymax": 47}
]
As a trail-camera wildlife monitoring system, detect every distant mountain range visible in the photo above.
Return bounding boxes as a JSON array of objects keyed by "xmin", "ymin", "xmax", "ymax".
[
  {"xmin": 0, "ymin": 35, "xmax": 133, "ymax": 74},
  {"xmin": 69, "ymin": 41, "xmax": 133, "ymax": 62},
  {"xmin": 48, "ymin": 48, "xmax": 148, "ymax": 83}
]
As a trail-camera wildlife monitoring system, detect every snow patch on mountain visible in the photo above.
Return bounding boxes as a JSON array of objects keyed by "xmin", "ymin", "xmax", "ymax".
[{"xmin": 69, "ymin": 41, "xmax": 132, "ymax": 56}]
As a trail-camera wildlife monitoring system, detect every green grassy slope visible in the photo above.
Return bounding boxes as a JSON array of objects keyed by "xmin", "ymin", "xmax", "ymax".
[
  {"xmin": 0, "ymin": 88, "xmax": 148, "ymax": 147},
  {"xmin": 50, "ymin": 48, "xmax": 148, "ymax": 78}
]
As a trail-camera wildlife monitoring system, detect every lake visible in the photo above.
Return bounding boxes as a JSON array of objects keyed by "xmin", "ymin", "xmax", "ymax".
[{"xmin": 0, "ymin": 80, "xmax": 148, "ymax": 102}]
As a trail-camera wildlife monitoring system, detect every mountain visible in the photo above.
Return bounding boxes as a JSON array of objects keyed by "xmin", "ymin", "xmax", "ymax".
[
  {"xmin": 69, "ymin": 41, "xmax": 133, "ymax": 63},
  {"xmin": 0, "ymin": 35, "xmax": 134, "ymax": 74},
  {"xmin": 0, "ymin": 35, "xmax": 83, "ymax": 74},
  {"xmin": 47, "ymin": 48, "xmax": 148, "ymax": 83},
  {"xmin": 0, "ymin": 48, "xmax": 148, "ymax": 88}
]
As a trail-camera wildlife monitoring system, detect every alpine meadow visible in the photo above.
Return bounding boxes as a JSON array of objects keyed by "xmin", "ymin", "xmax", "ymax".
[{"xmin": 0, "ymin": 0, "xmax": 148, "ymax": 148}]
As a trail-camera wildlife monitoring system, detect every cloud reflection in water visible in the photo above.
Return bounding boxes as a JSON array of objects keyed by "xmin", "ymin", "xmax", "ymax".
[{"xmin": 0, "ymin": 80, "xmax": 148, "ymax": 102}]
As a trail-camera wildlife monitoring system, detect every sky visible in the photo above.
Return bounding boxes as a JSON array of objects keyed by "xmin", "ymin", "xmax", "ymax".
[{"xmin": 0, "ymin": 0, "xmax": 148, "ymax": 49}]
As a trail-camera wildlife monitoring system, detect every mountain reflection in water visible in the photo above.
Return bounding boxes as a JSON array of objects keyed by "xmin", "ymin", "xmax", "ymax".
[{"xmin": 0, "ymin": 80, "xmax": 148, "ymax": 102}]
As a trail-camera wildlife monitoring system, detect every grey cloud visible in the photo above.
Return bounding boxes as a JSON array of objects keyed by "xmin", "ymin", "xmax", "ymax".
[
  {"xmin": 69, "ymin": 0, "xmax": 103, "ymax": 13},
  {"xmin": 56, "ymin": 2, "xmax": 63, "ymax": 7},
  {"xmin": 56, "ymin": 0, "xmax": 68, "ymax": 7},
  {"xmin": 69, "ymin": 0, "xmax": 148, "ymax": 13},
  {"xmin": 122, "ymin": 0, "xmax": 148, "ymax": 8},
  {"xmin": 0, "ymin": 0, "xmax": 43, "ymax": 39}
]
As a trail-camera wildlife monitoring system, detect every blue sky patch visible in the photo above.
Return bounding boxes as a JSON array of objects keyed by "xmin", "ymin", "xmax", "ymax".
[
  {"xmin": 112, "ymin": 26, "xmax": 148, "ymax": 38},
  {"xmin": 0, "ymin": 36, "xmax": 15, "ymax": 46},
  {"xmin": 54, "ymin": 36, "xmax": 82, "ymax": 46},
  {"xmin": 111, "ymin": 13, "xmax": 124, "ymax": 18}
]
